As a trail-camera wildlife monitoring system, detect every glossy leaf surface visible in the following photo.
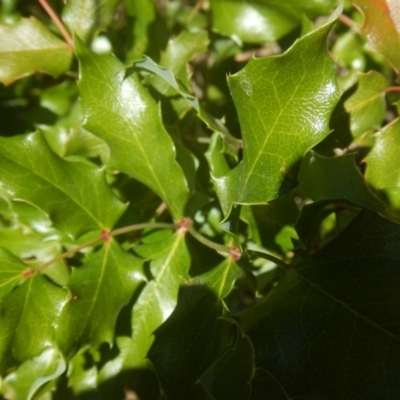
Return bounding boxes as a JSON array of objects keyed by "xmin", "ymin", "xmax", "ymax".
[
  {"xmin": 76, "ymin": 39, "xmax": 189, "ymax": 219},
  {"xmin": 239, "ymin": 210, "xmax": 400, "ymax": 398},
  {"xmin": 219, "ymin": 8, "xmax": 340, "ymax": 211},
  {"xmin": 0, "ymin": 17, "xmax": 72, "ymax": 84},
  {"xmin": 57, "ymin": 239, "xmax": 144, "ymax": 353},
  {"xmin": 0, "ymin": 132, "xmax": 126, "ymax": 238},
  {"xmin": 0, "ymin": 274, "xmax": 67, "ymax": 371}
]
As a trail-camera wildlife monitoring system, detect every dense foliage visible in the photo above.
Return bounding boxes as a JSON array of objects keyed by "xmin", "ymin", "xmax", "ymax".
[{"xmin": 1, "ymin": 0, "xmax": 400, "ymax": 398}]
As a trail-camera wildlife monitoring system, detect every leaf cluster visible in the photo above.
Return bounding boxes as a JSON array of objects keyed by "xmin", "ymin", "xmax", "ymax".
[{"xmin": 1, "ymin": 0, "xmax": 400, "ymax": 399}]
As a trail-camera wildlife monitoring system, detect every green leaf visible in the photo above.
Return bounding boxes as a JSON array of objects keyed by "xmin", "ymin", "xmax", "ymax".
[
  {"xmin": 210, "ymin": 0, "xmax": 339, "ymax": 44},
  {"xmin": 151, "ymin": 30, "xmax": 209, "ymax": 96},
  {"xmin": 149, "ymin": 258, "xmax": 242, "ymax": 399},
  {"xmin": 0, "ymin": 247, "xmax": 27, "ymax": 300},
  {"xmin": 0, "ymin": 132, "xmax": 126, "ymax": 238},
  {"xmin": 0, "ymin": 274, "xmax": 67, "ymax": 371},
  {"xmin": 0, "ymin": 17, "xmax": 72, "ymax": 84},
  {"xmin": 365, "ymin": 118, "xmax": 400, "ymax": 207},
  {"xmin": 354, "ymin": 0, "xmax": 400, "ymax": 74},
  {"xmin": 56, "ymin": 239, "xmax": 144, "ymax": 353},
  {"xmin": 2, "ymin": 348, "xmax": 65, "ymax": 400},
  {"xmin": 297, "ymin": 151, "xmax": 388, "ymax": 214},
  {"xmin": 239, "ymin": 210, "xmax": 400, "ymax": 398},
  {"xmin": 76, "ymin": 39, "xmax": 190, "ymax": 219},
  {"xmin": 128, "ymin": 231, "xmax": 190, "ymax": 366},
  {"xmin": 218, "ymin": 7, "xmax": 341, "ymax": 212},
  {"xmin": 62, "ymin": 0, "xmax": 120, "ymax": 43}
]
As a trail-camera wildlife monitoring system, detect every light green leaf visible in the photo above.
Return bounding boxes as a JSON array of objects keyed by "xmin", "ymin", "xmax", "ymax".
[
  {"xmin": 366, "ymin": 118, "xmax": 400, "ymax": 207},
  {"xmin": 2, "ymin": 348, "xmax": 65, "ymax": 400},
  {"xmin": 239, "ymin": 210, "xmax": 400, "ymax": 398},
  {"xmin": 0, "ymin": 17, "xmax": 72, "ymax": 84},
  {"xmin": 76, "ymin": 39, "xmax": 190, "ymax": 219},
  {"xmin": 332, "ymin": 71, "xmax": 388, "ymax": 140},
  {"xmin": 218, "ymin": 7, "xmax": 341, "ymax": 212},
  {"xmin": 56, "ymin": 239, "xmax": 144, "ymax": 353},
  {"xmin": 210, "ymin": 0, "xmax": 339, "ymax": 44},
  {"xmin": 148, "ymin": 258, "xmax": 242, "ymax": 399},
  {"xmin": 0, "ymin": 274, "xmax": 67, "ymax": 371},
  {"xmin": 151, "ymin": 30, "xmax": 209, "ymax": 96},
  {"xmin": 62, "ymin": 0, "xmax": 120, "ymax": 43},
  {"xmin": 0, "ymin": 132, "xmax": 126, "ymax": 238},
  {"xmin": 297, "ymin": 151, "xmax": 387, "ymax": 214},
  {"xmin": 0, "ymin": 248, "xmax": 27, "ymax": 300}
]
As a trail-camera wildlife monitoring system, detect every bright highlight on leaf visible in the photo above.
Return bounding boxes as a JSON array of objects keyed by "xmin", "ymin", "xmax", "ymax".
[{"xmin": 75, "ymin": 38, "xmax": 190, "ymax": 219}]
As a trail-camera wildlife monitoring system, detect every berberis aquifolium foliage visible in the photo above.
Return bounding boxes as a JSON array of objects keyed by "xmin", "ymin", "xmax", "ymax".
[{"xmin": 1, "ymin": 0, "xmax": 400, "ymax": 398}]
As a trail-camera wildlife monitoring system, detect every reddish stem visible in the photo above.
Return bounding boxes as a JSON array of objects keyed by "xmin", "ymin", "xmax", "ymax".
[
  {"xmin": 38, "ymin": 0, "xmax": 73, "ymax": 48},
  {"xmin": 386, "ymin": 86, "xmax": 400, "ymax": 93}
]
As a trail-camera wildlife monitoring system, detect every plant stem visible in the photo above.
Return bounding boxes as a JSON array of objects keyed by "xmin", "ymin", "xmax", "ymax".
[
  {"xmin": 110, "ymin": 222, "xmax": 174, "ymax": 237},
  {"xmin": 386, "ymin": 86, "xmax": 400, "ymax": 93},
  {"xmin": 38, "ymin": 0, "xmax": 73, "ymax": 48},
  {"xmin": 187, "ymin": 224, "xmax": 232, "ymax": 254},
  {"xmin": 246, "ymin": 249, "xmax": 290, "ymax": 270}
]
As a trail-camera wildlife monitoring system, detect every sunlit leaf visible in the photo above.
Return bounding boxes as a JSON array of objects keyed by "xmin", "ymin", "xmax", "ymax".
[
  {"xmin": 2, "ymin": 348, "xmax": 65, "ymax": 400},
  {"xmin": 0, "ymin": 17, "xmax": 72, "ymax": 84},
  {"xmin": 62, "ymin": 0, "xmax": 120, "ymax": 43},
  {"xmin": 354, "ymin": 0, "xmax": 400, "ymax": 73},
  {"xmin": 217, "ymin": 7, "xmax": 341, "ymax": 213},
  {"xmin": 0, "ymin": 132, "xmax": 126, "ymax": 238},
  {"xmin": 239, "ymin": 210, "xmax": 400, "ymax": 398},
  {"xmin": 0, "ymin": 248, "xmax": 27, "ymax": 300},
  {"xmin": 76, "ymin": 38, "xmax": 190, "ymax": 219},
  {"xmin": 56, "ymin": 239, "xmax": 144, "ymax": 353},
  {"xmin": 0, "ymin": 274, "xmax": 67, "ymax": 371}
]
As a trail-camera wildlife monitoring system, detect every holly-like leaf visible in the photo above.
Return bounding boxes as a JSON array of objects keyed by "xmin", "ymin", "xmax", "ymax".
[
  {"xmin": 56, "ymin": 239, "xmax": 144, "ymax": 353},
  {"xmin": 217, "ymin": 6, "xmax": 341, "ymax": 213},
  {"xmin": 239, "ymin": 210, "xmax": 400, "ymax": 398},
  {"xmin": 0, "ymin": 132, "xmax": 126, "ymax": 238},
  {"xmin": 0, "ymin": 274, "xmax": 67, "ymax": 372},
  {"xmin": 151, "ymin": 30, "xmax": 209, "ymax": 96},
  {"xmin": 0, "ymin": 17, "xmax": 72, "ymax": 84},
  {"xmin": 149, "ymin": 258, "xmax": 243, "ymax": 399},
  {"xmin": 0, "ymin": 248, "xmax": 27, "ymax": 300},
  {"xmin": 210, "ymin": 0, "xmax": 339, "ymax": 44},
  {"xmin": 2, "ymin": 348, "xmax": 65, "ymax": 400},
  {"xmin": 365, "ymin": 118, "xmax": 400, "ymax": 207},
  {"xmin": 297, "ymin": 151, "xmax": 388, "ymax": 214},
  {"xmin": 76, "ymin": 39, "xmax": 190, "ymax": 219},
  {"xmin": 62, "ymin": 0, "xmax": 120, "ymax": 43},
  {"xmin": 354, "ymin": 0, "xmax": 400, "ymax": 74}
]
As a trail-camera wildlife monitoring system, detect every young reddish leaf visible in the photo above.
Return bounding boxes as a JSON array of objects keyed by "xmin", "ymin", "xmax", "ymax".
[
  {"xmin": 0, "ymin": 17, "xmax": 72, "ymax": 84},
  {"xmin": 56, "ymin": 239, "xmax": 144, "ymax": 353},
  {"xmin": 62, "ymin": 0, "xmax": 120, "ymax": 43},
  {"xmin": 75, "ymin": 38, "xmax": 190, "ymax": 219},
  {"xmin": 217, "ymin": 6, "xmax": 341, "ymax": 213},
  {"xmin": 0, "ymin": 274, "xmax": 68, "ymax": 372},
  {"xmin": 354, "ymin": 0, "xmax": 400, "ymax": 73},
  {"xmin": 0, "ymin": 132, "xmax": 126, "ymax": 238}
]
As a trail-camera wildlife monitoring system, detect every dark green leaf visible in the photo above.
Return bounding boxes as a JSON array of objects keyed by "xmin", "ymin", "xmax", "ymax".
[
  {"xmin": 239, "ymin": 210, "xmax": 400, "ymax": 398},
  {"xmin": 0, "ymin": 132, "xmax": 126, "ymax": 238},
  {"xmin": 57, "ymin": 239, "xmax": 144, "ymax": 353}
]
